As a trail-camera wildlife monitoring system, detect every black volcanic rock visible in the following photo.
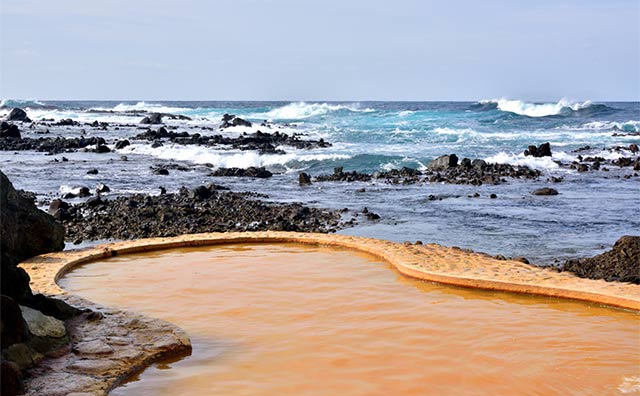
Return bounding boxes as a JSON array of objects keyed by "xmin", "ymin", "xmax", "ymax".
[
  {"xmin": 62, "ymin": 185, "xmax": 345, "ymax": 241},
  {"xmin": 140, "ymin": 113, "xmax": 164, "ymax": 124},
  {"xmin": 531, "ymin": 187, "xmax": 558, "ymax": 196},
  {"xmin": 524, "ymin": 142, "xmax": 552, "ymax": 157},
  {"xmin": 1, "ymin": 170, "xmax": 64, "ymax": 300},
  {"xmin": 6, "ymin": 108, "xmax": 31, "ymax": 123},
  {"xmin": 0, "ymin": 122, "xmax": 20, "ymax": 138},
  {"xmin": 428, "ymin": 154, "xmax": 458, "ymax": 170},
  {"xmin": 562, "ymin": 236, "xmax": 640, "ymax": 284},
  {"xmin": 210, "ymin": 167, "xmax": 273, "ymax": 178},
  {"xmin": 220, "ymin": 113, "xmax": 252, "ymax": 128}
]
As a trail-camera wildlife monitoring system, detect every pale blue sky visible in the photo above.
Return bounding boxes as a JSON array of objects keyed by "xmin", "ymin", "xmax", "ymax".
[{"xmin": 1, "ymin": 0, "xmax": 638, "ymax": 101}]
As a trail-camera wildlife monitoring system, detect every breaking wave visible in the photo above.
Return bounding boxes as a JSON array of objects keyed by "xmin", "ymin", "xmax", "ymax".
[
  {"xmin": 91, "ymin": 101, "xmax": 190, "ymax": 114},
  {"xmin": 0, "ymin": 99, "xmax": 48, "ymax": 108},
  {"xmin": 260, "ymin": 102, "xmax": 375, "ymax": 120},
  {"xmin": 119, "ymin": 143, "xmax": 351, "ymax": 169},
  {"xmin": 476, "ymin": 98, "xmax": 613, "ymax": 117}
]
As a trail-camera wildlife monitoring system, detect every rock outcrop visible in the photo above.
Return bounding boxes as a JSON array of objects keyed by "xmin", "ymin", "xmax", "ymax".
[
  {"xmin": 60, "ymin": 184, "xmax": 345, "ymax": 242},
  {"xmin": 1, "ymin": 122, "xmax": 21, "ymax": 138},
  {"xmin": 0, "ymin": 170, "xmax": 81, "ymax": 393},
  {"xmin": 140, "ymin": 113, "xmax": 163, "ymax": 124},
  {"xmin": 427, "ymin": 154, "xmax": 458, "ymax": 170},
  {"xmin": 6, "ymin": 108, "xmax": 32, "ymax": 123},
  {"xmin": 220, "ymin": 113, "xmax": 252, "ymax": 128},
  {"xmin": 524, "ymin": 142, "xmax": 552, "ymax": 157},
  {"xmin": 562, "ymin": 236, "xmax": 640, "ymax": 284}
]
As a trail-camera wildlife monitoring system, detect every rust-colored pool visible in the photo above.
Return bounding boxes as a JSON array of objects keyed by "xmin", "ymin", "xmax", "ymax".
[{"xmin": 59, "ymin": 243, "xmax": 640, "ymax": 395}]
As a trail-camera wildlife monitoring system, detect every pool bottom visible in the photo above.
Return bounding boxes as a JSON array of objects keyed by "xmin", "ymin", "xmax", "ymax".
[{"xmin": 60, "ymin": 243, "xmax": 640, "ymax": 396}]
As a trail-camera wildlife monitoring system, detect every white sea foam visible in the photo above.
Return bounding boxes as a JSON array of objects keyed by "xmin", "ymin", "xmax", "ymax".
[
  {"xmin": 481, "ymin": 98, "xmax": 593, "ymax": 117},
  {"xmin": 119, "ymin": 143, "xmax": 351, "ymax": 169},
  {"xmin": 485, "ymin": 147, "xmax": 637, "ymax": 171},
  {"xmin": 90, "ymin": 101, "xmax": 190, "ymax": 114},
  {"xmin": 485, "ymin": 152, "xmax": 561, "ymax": 170},
  {"xmin": 398, "ymin": 110, "xmax": 414, "ymax": 117},
  {"xmin": 565, "ymin": 120, "xmax": 640, "ymax": 132},
  {"xmin": 258, "ymin": 102, "xmax": 374, "ymax": 120}
]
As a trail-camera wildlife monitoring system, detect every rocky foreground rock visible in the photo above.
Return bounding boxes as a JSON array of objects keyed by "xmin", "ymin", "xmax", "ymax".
[
  {"xmin": 562, "ymin": 236, "xmax": 640, "ymax": 284},
  {"xmin": 59, "ymin": 184, "xmax": 346, "ymax": 243},
  {"xmin": 0, "ymin": 170, "xmax": 83, "ymax": 396}
]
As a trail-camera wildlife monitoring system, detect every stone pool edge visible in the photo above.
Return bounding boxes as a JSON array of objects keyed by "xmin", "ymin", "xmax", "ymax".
[{"xmin": 18, "ymin": 231, "xmax": 640, "ymax": 395}]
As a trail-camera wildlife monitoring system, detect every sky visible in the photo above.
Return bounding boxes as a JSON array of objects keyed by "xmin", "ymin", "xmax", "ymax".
[{"xmin": 0, "ymin": 0, "xmax": 638, "ymax": 101}]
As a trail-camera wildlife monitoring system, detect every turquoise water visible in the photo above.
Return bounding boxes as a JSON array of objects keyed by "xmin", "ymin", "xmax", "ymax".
[{"xmin": 1, "ymin": 99, "xmax": 638, "ymax": 264}]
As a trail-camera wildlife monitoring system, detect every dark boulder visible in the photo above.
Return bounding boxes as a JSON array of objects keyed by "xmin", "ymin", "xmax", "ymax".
[
  {"xmin": 471, "ymin": 159, "xmax": 487, "ymax": 169},
  {"xmin": 299, "ymin": 172, "xmax": 312, "ymax": 186},
  {"xmin": 6, "ymin": 108, "xmax": 31, "ymax": 123},
  {"xmin": 77, "ymin": 186, "xmax": 92, "ymax": 197},
  {"xmin": 0, "ymin": 122, "xmax": 20, "ymax": 138},
  {"xmin": 153, "ymin": 168, "xmax": 169, "ymax": 175},
  {"xmin": 427, "ymin": 154, "xmax": 458, "ymax": 170},
  {"xmin": 94, "ymin": 143, "xmax": 111, "ymax": 153},
  {"xmin": 95, "ymin": 183, "xmax": 110, "ymax": 194},
  {"xmin": 1, "ymin": 170, "xmax": 64, "ymax": 301},
  {"xmin": 220, "ymin": 113, "xmax": 252, "ymax": 129},
  {"xmin": 562, "ymin": 236, "xmax": 640, "ymax": 284},
  {"xmin": 114, "ymin": 139, "xmax": 130, "ymax": 150},
  {"xmin": 47, "ymin": 199, "xmax": 69, "ymax": 214},
  {"xmin": 524, "ymin": 142, "xmax": 552, "ymax": 157},
  {"xmin": 531, "ymin": 187, "xmax": 558, "ymax": 196},
  {"xmin": 140, "ymin": 113, "xmax": 163, "ymax": 124},
  {"xmin": 1, "ymin": 296, "xmax": 27, "ymax": 349},
  {"xmin": 629, "ymin": 143, "xmax": 639, "ymax": 153},
  {"xmin": 190, "ymin": 185, "xmax": 214, "ymax": 200},
  {"xmin": 209, "ymin": 167, "xmax": 273, "ymax": 178},
  {"xmin": 56, "ymin": 118, "xmax": 77, "ymax": 126},
  {"xmin": 1, "ymin": 359, "xmax": 24, "ymax": 396}
]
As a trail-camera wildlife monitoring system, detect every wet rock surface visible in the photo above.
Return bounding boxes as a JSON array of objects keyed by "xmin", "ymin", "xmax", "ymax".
[
  {"xmin": 313, "ymin": 160, "xmax": 541, "ymax": 186},
  {"xmin": 60, "ymin": 185, "xmax": 345, "ymax": 242},
  {"xmin": 133, "ymin": 128, "xmax": 331, "ymax": 153},
  {"xmin": 209, "ymin": 166, "xmax": 273, "ymax": 178},
  {"xmin": 0, "ymin": 136, "xmax": 109, "ymax": 154},
  {"xmin": 22, "ymin": 295, "xmax": 191, "ymax": 396},
  {"xmin": 562, "ymin": 236, "xmax": 640, "ymax": 284}
]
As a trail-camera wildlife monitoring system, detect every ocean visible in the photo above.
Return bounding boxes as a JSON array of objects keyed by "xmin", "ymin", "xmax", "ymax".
[{"xmin": 1, "ymin": 99, "xmax": 638, "ymax": 264}]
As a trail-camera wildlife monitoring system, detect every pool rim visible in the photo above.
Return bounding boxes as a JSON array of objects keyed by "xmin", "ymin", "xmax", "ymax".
[{"xmin": 21, "ymin": 231, "xmax": 640, "ymax": 311}]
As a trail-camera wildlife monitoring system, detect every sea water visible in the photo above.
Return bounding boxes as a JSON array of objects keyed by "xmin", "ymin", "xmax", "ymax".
[{"xmin": 0, "ymin": 99, "xmax": 638, "ymax": 263}]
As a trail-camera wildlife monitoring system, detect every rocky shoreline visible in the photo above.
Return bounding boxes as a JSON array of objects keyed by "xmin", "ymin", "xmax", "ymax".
[
  {"xmin": 56, "ymin": 185, "xmax": 348, "ymax": 244},
  {"xmin": 2, "ymin": 159, "xmax": 639, "ymax": 395}
]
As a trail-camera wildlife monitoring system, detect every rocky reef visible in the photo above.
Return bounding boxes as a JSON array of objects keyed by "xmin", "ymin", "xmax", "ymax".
[{"xmin": 57, "ymin": 184, "xmax": 346, "ymax": 243}]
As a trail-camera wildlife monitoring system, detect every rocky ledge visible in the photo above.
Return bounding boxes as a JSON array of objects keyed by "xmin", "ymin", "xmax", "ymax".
[
  {"xmin": 562, "ymin": 236, "xmax": 640, "ymax": 284},
  {"xmin": 56, "ymin": 185, "xmax": 346, "ymax": 243},
  {"xmin": 308, "ymin": 156, "xmax": 541, "ymax": 186},
  {"xmin": 22, "ymin": 294, "xmax": 191, "ymax": 396},
  {"xmin": 133, "ymin": 127, "xmax": 331, "ymax": 154}
]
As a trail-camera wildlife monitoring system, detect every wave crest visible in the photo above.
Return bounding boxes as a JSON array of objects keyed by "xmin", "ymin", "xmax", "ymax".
[
  {"xmin": 477, "ymin": 98, "xmax": 605, "ymax": 117},
  {"xmin": 0, "ymin": 99, "xmax": 47, "ymax": 108},
  {"xmin": 90, "ymin": 101, "xmax": 190, "ymax": 114},
  {"xmin": 261, "ymin": 102, "xmax": 374, "ymax": 120}
]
